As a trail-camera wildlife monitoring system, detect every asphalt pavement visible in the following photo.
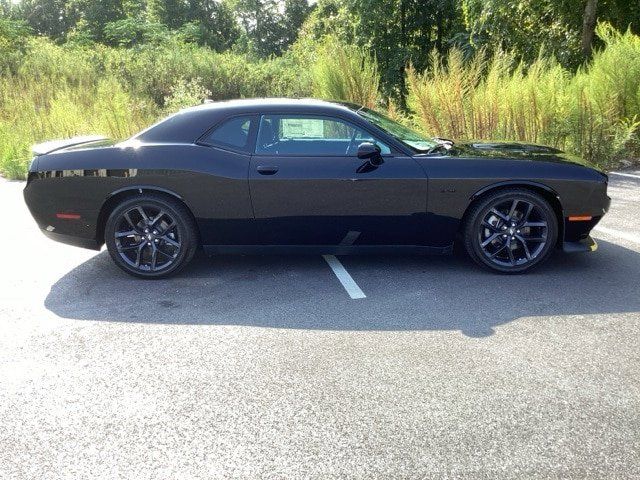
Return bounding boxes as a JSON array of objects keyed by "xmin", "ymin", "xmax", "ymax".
[{"xmin": 1, "ymin": 171, "xmax": 639, "ymax": 479}]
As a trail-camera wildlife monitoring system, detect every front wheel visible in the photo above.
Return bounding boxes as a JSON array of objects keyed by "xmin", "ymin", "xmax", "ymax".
[
  {"xmin": 463, "ymin": 189, "xmax": 558, "ymax": 274},
  {"xmin": 105, "ymin": 194, "xmax": 198, "ymax": 279}
]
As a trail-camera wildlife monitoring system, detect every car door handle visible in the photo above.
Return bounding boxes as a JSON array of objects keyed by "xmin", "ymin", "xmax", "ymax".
[{"xmin": 257, "ymin": 165, "xmax": 279, "ymax": 175}]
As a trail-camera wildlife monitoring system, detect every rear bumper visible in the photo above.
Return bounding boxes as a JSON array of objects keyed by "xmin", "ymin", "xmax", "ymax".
[
  {"xmin": 562, "ymin": 235, "xmax": 597, "ymax": 253},
  {"xmin": 41, "ymin": 228, "xmax": 101, "ymax": 250}
]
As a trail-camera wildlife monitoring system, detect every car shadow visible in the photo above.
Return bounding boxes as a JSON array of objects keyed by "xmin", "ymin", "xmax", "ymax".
[{"xmin": 44, "ymin": 239, "xmax": 640, "ymax": 337}]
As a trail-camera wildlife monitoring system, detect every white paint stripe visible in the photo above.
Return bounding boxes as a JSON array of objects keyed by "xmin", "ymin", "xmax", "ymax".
[
  {"xmin": 609, "ymin": 171, "xmax": 640, "ymax": 180},
  {"xmin": 322, "ymin": 255, "xmax": 366, "ymax": 299},
  {"xmin": 593, "ymin": 225, "xmax": 640, "ymax": 246}
]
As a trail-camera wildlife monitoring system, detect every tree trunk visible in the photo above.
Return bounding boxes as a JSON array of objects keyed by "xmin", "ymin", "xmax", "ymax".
[{"xmin": 581, "ymin": 0, "xmax": 598, "ymax": 58}]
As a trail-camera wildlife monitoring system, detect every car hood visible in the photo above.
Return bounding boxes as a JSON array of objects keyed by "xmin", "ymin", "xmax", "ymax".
[{"xmin": 449, "ymin": 141, "xmax": 584, "ymax": 165}]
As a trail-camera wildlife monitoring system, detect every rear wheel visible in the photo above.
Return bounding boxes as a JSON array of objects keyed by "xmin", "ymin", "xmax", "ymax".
[
  {"xmin": 105, "ymin": 194, "xmax": 198, "ymax": 278},
  {"xmin": 463, "ymin": 189, "xmax": 558, "ymax": 273}
]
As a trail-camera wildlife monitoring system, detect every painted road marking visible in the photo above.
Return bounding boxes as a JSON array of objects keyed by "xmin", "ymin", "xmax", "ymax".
[
  {"xmin": 322, "ymin": 255, "xmax": 366, "ymax": 299},
  {"xmin": 609, "ymin": 172, "xmax": 640, "ymax": 180},
  {"xmin": 593, "ymin": 225, "xmax": 640, "ymax": 246}
]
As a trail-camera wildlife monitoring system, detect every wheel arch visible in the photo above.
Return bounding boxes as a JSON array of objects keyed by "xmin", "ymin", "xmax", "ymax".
[
  {"xmin": 461, "ymin": 181, "xmax": 565, "ymax": 245},
  {"xmin": 96, "ymin": 186, "xmax": 200, "ymax": 246}
]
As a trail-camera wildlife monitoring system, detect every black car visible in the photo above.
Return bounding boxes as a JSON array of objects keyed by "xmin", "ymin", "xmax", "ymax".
[{"xmin": 24, "ymin": 98, "xmax": 610, "ymax": 278}]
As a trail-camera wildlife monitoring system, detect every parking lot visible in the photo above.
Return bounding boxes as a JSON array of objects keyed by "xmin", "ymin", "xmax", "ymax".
[{"xmin": 1, "ymin": 172, "xmax": 640, "ymax": 478}]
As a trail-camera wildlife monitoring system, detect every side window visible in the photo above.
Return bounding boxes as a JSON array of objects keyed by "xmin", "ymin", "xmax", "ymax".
[
  {"xmin": 200, "ymin": 116, "xmax": 253, "ymax": 152},
  {"xmin": 255, "ymin": 114, "xmax": 391, "ymax": 156}
]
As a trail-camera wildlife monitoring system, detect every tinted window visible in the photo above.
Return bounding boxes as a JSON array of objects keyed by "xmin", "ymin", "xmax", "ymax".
[
  {"xmin": 255, "ymin": 114, "xmax": 390, "ymax": 156},
  {"xmin": 136, "ymin": 109, "xmax": 221, "ymax": 143},
  {"xmin": 200, "ymin": 116, "xmax": 253, "ymax": 151}
]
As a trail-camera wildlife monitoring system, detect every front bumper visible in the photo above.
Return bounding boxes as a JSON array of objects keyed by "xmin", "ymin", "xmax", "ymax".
[{"xmin": 562, "ymin": 235, "xmax": 597, "ymax": 253}]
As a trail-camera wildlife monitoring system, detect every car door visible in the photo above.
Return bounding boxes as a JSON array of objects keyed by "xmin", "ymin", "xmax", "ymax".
[{"xmin": 248, "ymin": 113, "xmax": 428, "ymax": 246}]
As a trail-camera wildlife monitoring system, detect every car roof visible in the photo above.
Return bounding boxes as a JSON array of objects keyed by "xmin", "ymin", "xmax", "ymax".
[
  {"xmin": 180, "ymin": 98, "xmax": 363, "ymax": 115},
  {"xmin": 133, "ymin": 98, "xmax": 371, "ymax": 144}
]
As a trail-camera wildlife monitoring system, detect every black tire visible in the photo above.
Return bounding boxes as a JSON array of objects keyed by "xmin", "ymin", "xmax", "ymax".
[
  {"xmin": 104, "ymin": 194, "xmax": 198, "ymax": 279},
  {"xmin": 462, "ymin": 188, "xmax": 558, "ymax": 274}
]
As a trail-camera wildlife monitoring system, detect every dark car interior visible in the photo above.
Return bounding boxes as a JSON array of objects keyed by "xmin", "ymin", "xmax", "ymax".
[{"xmin": 256, "ymin": 116, "xmax": 385, "ymax": 156}]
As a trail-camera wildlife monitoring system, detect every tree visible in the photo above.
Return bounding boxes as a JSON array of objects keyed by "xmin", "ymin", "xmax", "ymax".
[
  {"xmin": 66, "ymin": 0, "xmax": 125, "ymax": 42},
  {"xmin": 230, "ymin": 0, "xmax": 311, "ymax": 57},
  {"xmin": 281, "ymin": 0, "xmax": 313, "ymax": 48},
  {"xmin": 581, "ymin": 0, "xmax": 598, "ymax": 57},
  {"xmin": 302, "ymin": 0, "xmax": 464, "ymax": 102},
  {"xmin": 182, "ymin": 0, "xmax": 240, "ymax": 51},
  {"xmin": 12, "ymin": 0, "xmax": 78, "ymax": 40}
]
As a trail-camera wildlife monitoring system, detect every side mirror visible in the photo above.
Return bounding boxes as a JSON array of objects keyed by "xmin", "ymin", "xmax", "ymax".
[{"xmin": 357, "ymin": 142, "xmax": 383, "ymax": 166}]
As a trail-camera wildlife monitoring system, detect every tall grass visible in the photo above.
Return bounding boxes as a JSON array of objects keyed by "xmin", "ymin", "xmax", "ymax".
[
  {"xmin": 407, "ymin": 23, "xmax": 640, "ymax": 168},
  {"xmin": 1, "ymin": 24, "xmax": 638, "ymax": 179},
  {"xmin": 311, "ymin": 37, "xmax": 380, "ymax": 109},
  {"xmin": 0, "ymin": 38, "xmax": 312, "ymax": 179}
]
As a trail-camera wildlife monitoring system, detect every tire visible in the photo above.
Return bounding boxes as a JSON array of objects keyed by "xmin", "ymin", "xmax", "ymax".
[
  {"xmin": 462, "ymin": 188, "xmax": 558, "ymax": 274},
  {"xmin": 104, "ymin": 193, "xmax": 198, "ymax": 279}
]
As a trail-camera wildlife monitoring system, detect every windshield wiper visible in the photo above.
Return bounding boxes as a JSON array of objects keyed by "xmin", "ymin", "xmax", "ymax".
[{"xmin": 425, "ymin": 138, "xmax": 454, "ymax": 154}]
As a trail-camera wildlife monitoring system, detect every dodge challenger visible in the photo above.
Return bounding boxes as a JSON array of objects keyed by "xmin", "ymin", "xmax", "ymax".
[{"xmin": 23, "ymin": 98, "xmax": 610, "ymax": 278}]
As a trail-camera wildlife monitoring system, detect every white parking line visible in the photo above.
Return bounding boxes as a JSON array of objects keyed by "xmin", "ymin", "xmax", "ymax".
[
  {"xmin": 593, "ymin": 225, "xmax": 640, "ymax": 246},
  {"xmin": 322, "ymin": 255, "xmax": 366, "ymax": 299},
  {"xmin": 609, "ymin": 172, "xmax": 640, "ymax": 180}
]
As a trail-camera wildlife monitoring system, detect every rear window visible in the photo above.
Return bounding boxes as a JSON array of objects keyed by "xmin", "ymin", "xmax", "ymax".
[
  {"xmin": 200, "ymin": 116, "xmax": 253, "ymax": 152},
  {"xmin": 135, "ymin": 109, "xmax": 221, "ymax": 144}
]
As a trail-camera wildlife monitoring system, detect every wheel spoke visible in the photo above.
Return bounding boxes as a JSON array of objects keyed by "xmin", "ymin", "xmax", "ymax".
[
  {"xmin": 150, "ymin": 210, "xmax": 165, "ymax": 226},
  {"xmin": 523, "ymin": 221, "xmax": 547, "ymax": 228},
  {"xmin": 156, "ymin": 247, "xmax": 174, "ymax": 259},
  {"xmin": 521, "ymin": 236, "xmax": 545, "ymax": 242},
  {"xmin": 115, "ymin": 230, "xmax": 138, "ymax": 238},
  {"xmin": 490, "ymin": 208, "xmax": 509, "ymax": 222},
  {"xmin": 160, "ymin": 221, "xmax": 176, "ymax": 234},
  {"xmin": 507, "ymin": 245, "xmax": 516, "ymax": 265},
  {"xmin": 136, "ymin": 206, "xmax": 150, "ymax": 224},
  {"xmin": 134, "ymin": 243, "xmax": 145, "ymax": 266},
  {"xmin": 515, "ymin": 235, "xmax": 532, "ymax": 259},
  {"xmin": 150, "ymin": 245, "xmax": 158, "ymax": 270},
  {"xmin": 481, "ymin": 232, "xmax": 501, "ymax": 247},
  {"xmin": 482, "ymin": 220, "xmax": 498, "ymax": 231},
  {"xmin": 161, "ymin": 235, "xmax": 180, "ymax": 248},
  {"xmin": 489, "ymin": 244, "xmax": 508, "ymax": 258},
  {"xmin": 123, "ymin": 212, "xmax": 137, "ymax": 229},
  {"xmin": 522, "ymin": 203, "xmax": 534, "ymax": 223},
  {"xmin": 118, "ymin": 241, "xmax": 144, "ymax": 252},
  {"xmin": 507, "ymin": 200, "xmax": 519, "ymax": 219}
]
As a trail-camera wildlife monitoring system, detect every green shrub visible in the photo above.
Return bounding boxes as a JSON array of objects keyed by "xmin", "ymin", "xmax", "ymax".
[
  {"xmin": 406, "ymin": 23, "xmax": 640, "ymax": 168},
  {"xmin": 2, "ymin": 24, "xmax": 639, "ymax": 180},
  {"xmin": 311, "ymin": 37, "xmax": 380, "ymax": 108},
  {"xmin": 0, "ymin": 37, "xmax": 312, "ymax": 179}
]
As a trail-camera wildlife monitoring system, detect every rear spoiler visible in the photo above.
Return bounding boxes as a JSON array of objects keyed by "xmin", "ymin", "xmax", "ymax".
[{"xmin": 32, "ymin": 135, "xmax": 108, "ymax": 156}]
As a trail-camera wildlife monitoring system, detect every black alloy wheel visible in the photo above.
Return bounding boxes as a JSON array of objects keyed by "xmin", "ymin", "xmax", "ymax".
[
  {"xmin": 463, "ymin": 189, "xmax": 558, "ymax": 273},
  {"xmin": 105, "ymin": 194, "xmax": 198, "ymax": 278}
]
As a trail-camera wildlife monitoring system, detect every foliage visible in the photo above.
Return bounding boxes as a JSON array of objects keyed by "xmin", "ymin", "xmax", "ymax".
[
  {"xmin": 311, "ymin": 37, "xmax": 379, "ymax": 108},
  {"xmin": 406, "ymin": 23, "xmax": 640, "ymax": 168},
  {"xmin": 1, "ymin": 0, "xmax": 640, "ymax": 178},
  {"xmin": 0, "ymin": 37, "xmax": 313, "ymax": 179},
  {"xmin": 0, "ymin": 17, "xmax": 31, "ymax": 72},
  {"xmin": 163, "ymin": 78, "xmax": 211, "ymax": 112}
]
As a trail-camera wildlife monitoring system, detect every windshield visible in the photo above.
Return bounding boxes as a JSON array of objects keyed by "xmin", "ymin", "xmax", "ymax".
[{"xmin": 355, "ymin": 107, "xmax": 436, "ymax": 152}]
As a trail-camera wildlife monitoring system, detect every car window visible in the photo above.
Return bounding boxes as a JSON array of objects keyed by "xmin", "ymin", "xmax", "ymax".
[
  {"xmin": 200, "ymin": 116, "xmax": 253, "ymax": 151},
  {"xmin": 255, "ymin": 114, "xmax": 391, "ymax": 156}
]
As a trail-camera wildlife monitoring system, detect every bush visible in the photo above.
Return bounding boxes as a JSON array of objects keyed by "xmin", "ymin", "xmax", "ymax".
[
  {"xmin": 406, "ymin": 23, "xmax": 640, "ymax": 168},
  {"xmin": 1, "ymin": 24, "xmax": 639, "ymax": 179},
  {"xmin": 311, "ymin": 37, "xmax": 379, "ymax": 108},
  {"xmin": 0, "ymin": 37, "xmax": 312, "ymax": 179}
]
